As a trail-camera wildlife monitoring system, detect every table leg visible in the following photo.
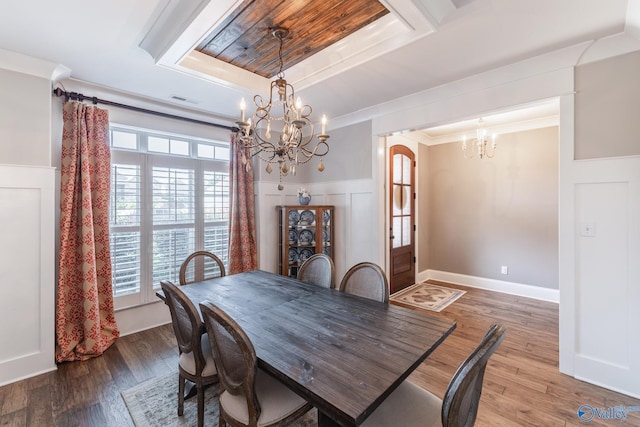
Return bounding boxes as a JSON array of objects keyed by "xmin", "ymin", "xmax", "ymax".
[{"xmin": 318, "ymin": 411, "xmax": 344, "ymax": 427}]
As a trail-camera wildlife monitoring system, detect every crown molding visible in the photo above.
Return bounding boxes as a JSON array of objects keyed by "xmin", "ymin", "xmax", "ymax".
[{"xmin": 0, "ymin": 49, "xmax": 70, "ymax": 82}]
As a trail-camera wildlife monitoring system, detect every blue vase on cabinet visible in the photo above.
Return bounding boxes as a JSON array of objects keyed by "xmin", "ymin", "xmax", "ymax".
[{"xmin": 299, "ymin": 195, "xmax": 311, "ymax": 205}]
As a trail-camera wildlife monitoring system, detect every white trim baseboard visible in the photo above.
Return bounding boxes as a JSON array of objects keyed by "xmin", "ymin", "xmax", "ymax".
[
  {"xmin": 421, "ymin": 269, "xmax": 559, "ymax": 303},
  {"xmin": 115, "ymin": 300, "xmax": 171, "ymax": 336}
]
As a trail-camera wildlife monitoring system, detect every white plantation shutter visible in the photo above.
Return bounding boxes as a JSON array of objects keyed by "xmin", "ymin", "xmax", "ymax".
[
  {"xmin": 108, "ymin": 126, "xmax": 229, "ymax": 308},
  {"xmin": 151, "ymin": 166, "xmax": 195, "ymax": 287},
  {"xmin": 110, "ymin": 163, "xmax": 141, "ymax": 296},
  {"xmin": 204, "ymin": 170, "xmax": 230, "ymax": 269}
]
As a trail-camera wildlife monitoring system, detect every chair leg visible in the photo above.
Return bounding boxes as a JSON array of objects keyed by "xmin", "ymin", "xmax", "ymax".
[
  {"xmin": 219, "ymin": 411, "xmax": 226, "ymax": 427},
  {"xmin": 197, "ymin": 381, "xmax": 205, "ymax": 427},
  {"xmin": 178, "ymin": 373, "xmax": 185, "ymax": 416}
]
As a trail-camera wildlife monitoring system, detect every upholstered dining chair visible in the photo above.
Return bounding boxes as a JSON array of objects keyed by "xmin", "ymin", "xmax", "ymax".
[
  {"xmin": 160, "ymin": 281, "xmax": 218, "ymax": 427},
  {"xmin": 339, "ymin": 262, "xmax": 390, "ymax": 303},
  {"xmin": 362, "ymin": 323, "xmax": 506, "ymax": 427},
  {"xmin": 297, "ymin": 253, "xmax": 336, "ymax": 288},
  {"xmin": 199, "ymin": 300, "xmax": 313, "ymax": 427},
  {"xmin": 179, "ymin": 250, "xmax": 226, "ymax": 285}
]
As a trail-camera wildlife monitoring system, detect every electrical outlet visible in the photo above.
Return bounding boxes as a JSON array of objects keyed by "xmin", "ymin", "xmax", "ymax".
[{"xmin": 501, "ymin": 266, "xmax": 508, "ymax": 275}]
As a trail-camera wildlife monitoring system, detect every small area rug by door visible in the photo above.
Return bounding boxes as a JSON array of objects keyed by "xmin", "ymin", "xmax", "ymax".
[
  {"xmin": 390, "ymin": 281, "xmax": 466, "ymax": 312},
  {"xmin": 122, "ymin": 372, "xmax": 318, "ymax": 426}
]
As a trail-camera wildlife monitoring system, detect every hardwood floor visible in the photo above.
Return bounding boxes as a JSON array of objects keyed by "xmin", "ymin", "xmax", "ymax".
[
  {"xmin": 409, "ymin": 281, "xmax": 640, "ymax": 427},
  {"xmin": 1, "ymin": 282, "xmax": 639, "ymax": 426}
]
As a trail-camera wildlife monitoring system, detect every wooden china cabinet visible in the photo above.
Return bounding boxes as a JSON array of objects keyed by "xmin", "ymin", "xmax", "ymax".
[{"xmin": 277, "ymin": 205, "xmax": 335, "ymax": 278}]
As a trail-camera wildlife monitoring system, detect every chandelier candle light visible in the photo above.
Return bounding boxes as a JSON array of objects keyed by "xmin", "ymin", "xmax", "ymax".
[
  {"xmin": 235, "ymin": 27, "xmax": 330, "ymax": 190},
  {"xmin": 462, "ymin": 118, "xmax": 497, "ymax": 159}
]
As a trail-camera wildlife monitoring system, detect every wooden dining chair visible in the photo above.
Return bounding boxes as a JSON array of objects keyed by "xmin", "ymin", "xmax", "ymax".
[
  {"xmin": 179, "ymin": 250, "xmax": 226, "ymax": 285},
  {"xmin": 297, "ymin": 253, "xmax": 336, "ymax": 288},
  {"xmin": 339, "ymin": 262, "xmax": 390, "ymax": 303},
  {"xmin": 160, "ymin": 281, "xmax": 218, "ymax": 427},
  {"xmin": 362, "ymin": 324, "xmax": 506, "ymax": 427},
  {"xmin": 199, "ymin": 300, "xmax": 313, "ymax": 427}
]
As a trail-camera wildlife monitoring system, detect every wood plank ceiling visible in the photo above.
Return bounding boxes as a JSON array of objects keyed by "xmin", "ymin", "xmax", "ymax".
[{"xmin": 196, "ymin": 0, "xmax": 389, "ymax": 78}]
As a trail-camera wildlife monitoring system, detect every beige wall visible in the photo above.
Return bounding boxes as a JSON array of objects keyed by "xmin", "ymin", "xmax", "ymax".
[
  {"xmin": 575, "ymin": 50, "xmax": 640, "ymax": 160},
  {"xmin": 427, "ymin": 126, "xmax": 559, "ymax": 288},
  {"xmin": 296, "ymin": 120, "xmax": 373, "ymax": 183},
  {"xmin": 252, "ymin": 120, "xmax": 372, "ymax": 187},
  {"xmin": 418, "ymin": 142, "xmax": 430, "ymax": 272},
  {"xmin": 0, "ymin": 69, "xmax": 52, "ymax": 167}
]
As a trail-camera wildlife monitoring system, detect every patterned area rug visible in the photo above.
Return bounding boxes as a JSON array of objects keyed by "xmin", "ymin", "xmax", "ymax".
[
  {"xmin": 122, "ymin": 372, "xmax": 318, "ymax": 426},
  {"xmin": 390, "ymin": 281, "xmax": 466, "ymax": 312}
]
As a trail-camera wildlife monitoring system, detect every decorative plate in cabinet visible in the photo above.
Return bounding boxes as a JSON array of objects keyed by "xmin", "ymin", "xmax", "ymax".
[
  {"xmin": 299, "ymin": 210, "xmax": 315, "ymax": 225},
  {"xmin": 288, "ymin": 228, "xmax": 298, "ymax": 245},
  {"xmin": 299, "ymin": 229, "xmax": 314, "ymax": 245},
  {"xmin": 299, "ymin": 248, "xmax": 314, "ymax": 263},
  {"xmin": 289, "ymin": 210, "xmax": 300, "ymax": 225},
  {"xmin": 323, "ymin": 210, "xmax": 330, "ymax": 224},
  {"xmin": 289, "ymin": 248, "xmax": 298, "ymax": 264}
]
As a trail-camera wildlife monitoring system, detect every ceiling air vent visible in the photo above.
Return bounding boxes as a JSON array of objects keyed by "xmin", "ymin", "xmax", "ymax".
[{"xmin": 169, "ymin": 95, "xmax": 198, "ymax": 104}]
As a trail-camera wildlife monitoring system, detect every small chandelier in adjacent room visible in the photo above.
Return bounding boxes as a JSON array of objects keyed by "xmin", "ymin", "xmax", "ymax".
[
  {"xmin": 234, "ymin": 27, "xmax": 329, "ymax": 190},
  {"xmin": 462, "ymin": 118, "xmax": 496, "ymax": 159}
]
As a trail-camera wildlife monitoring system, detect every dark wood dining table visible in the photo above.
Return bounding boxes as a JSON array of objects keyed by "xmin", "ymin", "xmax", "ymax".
[{"xmin": 158, "ymin": 269, "xmax": 456, "ymax": 426}]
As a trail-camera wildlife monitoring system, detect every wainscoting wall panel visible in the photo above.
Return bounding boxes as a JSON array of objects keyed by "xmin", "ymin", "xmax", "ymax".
[
  {"xmin": 575, "ymin": 182, "xmax": 628, "ymax": 367},
  {"xmin": 325, "ymin": 192, "xmax": 347, "ymax": 281},
  {"xmin": 0, "ymin": 165, "xmax": 56, "ymax": 386},
  {"xmin": 257, "ymin": 191, "xmax": 284, "ymax": 273},
  {"xmin": 562, "ymin": 150, "xmax": 640, "ymax": 398},
  {"xmin": 349, "ymin": 192, "xmax": 377, "ymax": 265},
  {"xmin": 573, "ymin": 179, "xmax": 638, "ymax": 396},
  {"xmin": 255, "ymin": 180, "xmax": 378, "ymax": 282}
]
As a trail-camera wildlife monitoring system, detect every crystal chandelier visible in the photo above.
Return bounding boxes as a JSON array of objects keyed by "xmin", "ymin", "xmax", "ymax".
[
  {"xmin": 462, "ymin": 118, "xmax": 496, "ymax": 159},
  {"xmin": 234, "ymin": 27, "xmax": 329, "ymax": 190}
]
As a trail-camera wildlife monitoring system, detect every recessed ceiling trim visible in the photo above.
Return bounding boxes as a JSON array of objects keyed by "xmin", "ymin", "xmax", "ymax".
[
  {"xmin": 626, "ymin": 0, "xmax": 640, "ymax": 41},
  {"xmin": 413, "ymin": 99, "xmax": 560, "ymax": 146},
  {"xmin": 139, "ymin": 0, "xmax": 223, "ymax": 61},
  {"xmin": 179, "ymin": 14, "xmax": 419, "ymax": 93},
  {"xmin": 284, "ymin": 14, "xmax": 428, "ymax": 89},
  {"xmin": 420, "ymin": 115, "xmax": 560, "ymax": 146},
  {"xmin": 141, "ymin": 0, "xmax": 451, "ymax": 93},
  {"xmin": 143, "ymin": 0, "xmax": 246, "ymax": 70},
  {"xmin": 407, "ymin": 0, "xmax": 456, "ymax": 27},
  {"xmin": 379, "ymin": 0, "xmax": 453, "ymax": 30},
  {"xmin": 178, "ymin": 50, "xmax": 269, "ymax": 92}
]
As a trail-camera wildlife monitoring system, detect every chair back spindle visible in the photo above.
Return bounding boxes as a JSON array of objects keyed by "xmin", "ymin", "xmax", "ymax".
[
  {"xmin": 200, "ymin": 300, "xmax": 313, "ymax": 427},
  {"xmin": 442, "ymin": 324, "xmax": 506, "ymax": 427},
  {"xmin": 339, "ymin": 262, "xmax": 390, "ymax": 303},
  {"xmin": 180, "ymin": 251, "xmax": 226, "ymax": 285},
  {"xmin": 297, "ymin": 253, "xmax": 335, "ymax": 288}
]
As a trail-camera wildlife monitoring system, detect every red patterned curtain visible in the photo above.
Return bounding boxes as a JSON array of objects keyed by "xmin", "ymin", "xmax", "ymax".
[
  {"xmin": 228, "ymin": 134, "xmax": 258, "ymax": 274},
  {"xmin": 56, "ymin": 101, "xmax": 119, "ymax": 362}
]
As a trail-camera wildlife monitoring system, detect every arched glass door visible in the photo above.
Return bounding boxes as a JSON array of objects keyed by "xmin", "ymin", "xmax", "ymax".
[{"xmin": 389, "ymin": 145, "xmax": 415, "ymax": 293}]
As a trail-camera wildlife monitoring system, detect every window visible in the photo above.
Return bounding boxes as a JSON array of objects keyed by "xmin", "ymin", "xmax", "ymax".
[{"xmin": 109, "ymin": 126, "xmax": 229, "ymax": 309}]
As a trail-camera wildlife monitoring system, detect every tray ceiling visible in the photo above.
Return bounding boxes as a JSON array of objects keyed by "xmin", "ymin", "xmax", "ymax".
[
  {"xmin": 195, "ymin": 0, "xmax": 390, "ymax": 78},
  {"xmin": 140, "ymin": 0, "xmax": 453, "ymax": 93}
]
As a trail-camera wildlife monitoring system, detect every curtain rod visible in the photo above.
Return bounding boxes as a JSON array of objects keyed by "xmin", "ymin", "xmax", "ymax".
[{"xmin": 52, "ymin": 87, "xmax": 236, "ymax": 132}]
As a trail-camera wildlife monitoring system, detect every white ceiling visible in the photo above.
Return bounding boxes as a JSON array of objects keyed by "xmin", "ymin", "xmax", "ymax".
[{"xmin": 0, "ymin": 0, "xmax": 636, "ymax": 130}]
